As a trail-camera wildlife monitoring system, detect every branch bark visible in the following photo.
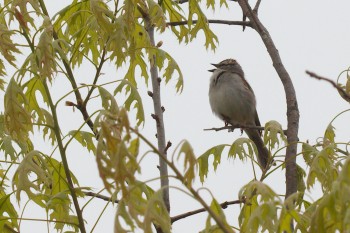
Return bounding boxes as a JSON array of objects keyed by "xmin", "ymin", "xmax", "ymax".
[
  {"xmin": 171, "ymin": 199, "xmax": 243, "ymax": 223},
  {"xmin": 139, "ymin": 7, "xmax": 170, "ymax": 212},
  {"xmin": 167, "ymin": 19, "xmax": 252, "ymax": 28},
  {"xmin": 306, "ymin": 70, "xmax": 350, "ymax": 102},
  {"xmin": 39, "ymin": 0, "xmax": 96, "ymax": 136},
  {"xmin": 237, "ymin": 0, "xmax": 299, "ymax": 198}
]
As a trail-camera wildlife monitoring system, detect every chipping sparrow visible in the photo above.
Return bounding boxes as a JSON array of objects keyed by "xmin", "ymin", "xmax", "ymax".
[{"xmin": 208, "ymin": 58, "xmax": 269, "ymax": 168}]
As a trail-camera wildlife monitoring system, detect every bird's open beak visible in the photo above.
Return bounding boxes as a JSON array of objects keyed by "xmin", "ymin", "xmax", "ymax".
[
  {"xmin": 211, "ymin": 63, "xmax": 219, "ymax": 68},
  {"xmin": 208, "ymin": 69, "xmax": 216, "ymax": 72}
]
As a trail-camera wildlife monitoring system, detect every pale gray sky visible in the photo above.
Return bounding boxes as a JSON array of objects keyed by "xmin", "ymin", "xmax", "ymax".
[{"xmin": 12, "ymin": 0, "xmax": 350, "ymax": 232}]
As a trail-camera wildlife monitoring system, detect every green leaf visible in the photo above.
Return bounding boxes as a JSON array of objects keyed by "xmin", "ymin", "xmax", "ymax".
[
  {"xmin": 53, "ymin": 0, "xmax": 98, "ymax": 68},
  {"xmin": 90, "ymin": 0, "xmax": 115, "ymax": 34},
  {"xmin": 95, "ymin": 109, "xmax": 137, "ymax": 193},
  {"xmin": 98, "ymin": 86, "xmax": 119, "ymax": 114},
  {"xmin": 115, "ymin": 182, "xmax": 156, "ymax": 232},
  {"xmin": 279, "ymin": 193, "xmax": 309, "ymax": 233},
  {"xmin": 36, "ymin": 16, "xmax": 57, "ymax": 81},
  {"xmin": 161, "ymin": 0, "xmax": 189, "ymax": 43},
  {"xmin": 6, "ymin": 0, "xmax": 41, "ymax": 27},
  {"xmin": 239, "ymin": 181, "xmax": 279, "ymax": 233},
  {"xmin": 301, "ymin": 142, "xmax": 318, "ymax": 167},
  {"xmin": 245, "ymin": 201, "xmax": 278, "ymax": 233},
  {"xmin": 296, "ymin": 164, "xmax": 306, "ymax": 194},
  {"xmin": 68, "ymin": 130, "xmax": 96, "ymax": 153},
  {"xmin": 23, "ymin": 76, "xmax": 49, "ymax": 113},
  {"xmin": 0, "ymin": 135, "xmax": 18, "ymax": 161},
  {"xmin": 0, "ymin": 23, "xmax": 21, "ymax": 67},
  {"xmin": 310, "ymin": 156, "xmax": 350, "ymax": 232},
  {"xmin": 176, "ymin": 140, "xmax": 197, "ymax": 187},
  {"xmin": 47, "ymin": 157, "xmax": 80, "ymax": 196},
  {"xmin": 115, "ymin": 200, "xmax": 135, "ymax": 233},
  {"xmin": 239, "ymin": 180, "xmax": 277, "ymax": 202},
  {"xmin": 46, "ymin": 192, "xmax": 79, "ymax": 232},
  {"xmin": 323, "ymin": 123, "xmax": 335, "ymax": 146},
  {"xmin": 143, "ymin": 190, "xmax": 171, "ymax": 233},
  {"xmin": 306, "ymin": 145, "xmax": 338, "ymax": 192},
  {"xmin": 147, "ymin": 0, "xmax": 166, "ymax": 32},
  {"xmin": 0, "ymin": 59, "xmax": 7, "ymax": 80},
  {"xmin": 37, "ymin": 108, "xmax": 56, "ymax": 144},
  {"xmin": 203, "ymin": 198, "xmax": 233, "ymax": 233},
  {"xmin": 125, "ymin": 23, "xmax": 151, "ymax": 86},
  {"xmin": 4, "ymin": 78, "xmax": 32, "ymax": 144},
  {"xmin": 12, "ymin": 150, "xmax": 51, "ymax": 207},
  {"xmin": 228, "ymin": 137, "xmax": 257, "ymax": 162},
  {"xmin": 263, "ymin": 120, "xmax": 287, "ymax": 149},
  {"xmin": 107, "ymin": 16, "xmax": 129, "ymax": 67},
  {"xmin": 188, "ymin": 0, "xmax": 218, "ymax": 50},
  {"xmin": 114, "ymin": 80, "xmax": 145, "ymax": 126},
  {"xmin": 0, "ymin": 191, "xmax": 18, "ymax": 232},
  {"xmin": 197, "ymin": 144, "xmax": 227, "ymax": 183},
  {"xmin": 152, "ymin": 48, "xmax": 184, "ymax": 93}
]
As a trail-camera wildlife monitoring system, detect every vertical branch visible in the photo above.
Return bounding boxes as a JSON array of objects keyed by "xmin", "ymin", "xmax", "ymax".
[
  {"xmin": 237, "ymin": 0, "xmax": 299, "ymax": 198},
  {"xmin": 38, "ymin": 0, "xmax": 96, "ymax": 135},
  {"xmin": 141, "ymin": 10, "xmax": 170, "ymax": 212},
  {"xmin": 43, "ymin": 82, "xmax": 87, "ymax": 233},
  {"xmin": 17, "ymin": 6, "xmax": 86, "ymax": 231}
]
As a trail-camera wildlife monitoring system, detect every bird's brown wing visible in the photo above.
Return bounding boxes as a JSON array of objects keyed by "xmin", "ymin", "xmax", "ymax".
[{"xmin": 254, "ymin": 111, "xmax": 262, "ymax": 136}]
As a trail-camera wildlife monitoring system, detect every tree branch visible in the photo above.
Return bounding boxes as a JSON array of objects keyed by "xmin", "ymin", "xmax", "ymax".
[
  {"xmin": 84, "ymin": 191, "xmax": 119, "ymax": 203},
  {"xmin": 253, "ymin": 0, "xmax": 262, "ymax": 13},
  {"xmin": 43, "ymin": 82, "xmax": 86, "ymax": 233},
  {"xmin": 306, "ymin": 70, "xmax": 350, "ymax": 102},
  {"xmin": 204, "ymin": 124, "xmax": 264, "ymax": 132},
  {"xmin": 139, "ymin": 5, "xmax": 171, "ymax": 213},
  {"xmin": 171, "ymin": 199, "xmax": 243, "ymax": 223},
  {"xmin": 204, "ymin": 124, "xmax": 288, "ymax": 135},
  {"xmin": 176, "ymin": 0, "xmax": 237, "ymax": 3},
  {"xmin": 167, "ymin": 19, "xmax": 252, "ymax": 28},
  {"xmin": 237, "ymin": 0, "xmax": 299, "ymax": 199},
  {"xmin": 132, "ymin": 128, "xmax": 234, "ymax": 233},
  {"xmin": 39, "ymin": 0, "xmax": 95, "ymax": 136}
]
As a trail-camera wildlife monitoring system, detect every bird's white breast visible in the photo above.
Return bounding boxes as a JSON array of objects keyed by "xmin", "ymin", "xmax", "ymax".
[{"xmin": 209, "ymin": 70, "xmax": 256, "ymax": 125}]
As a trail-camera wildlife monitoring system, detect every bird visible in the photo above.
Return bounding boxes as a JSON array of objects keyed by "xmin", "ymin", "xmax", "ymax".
[{"xmin": 208, "ymin": 58, "xmax": 269, "ymax": 169}]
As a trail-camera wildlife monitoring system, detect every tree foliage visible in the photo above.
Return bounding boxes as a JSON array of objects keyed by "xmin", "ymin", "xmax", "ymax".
[{"xmin": 0, "ymin": 0, "xmax": 350, "ymax": 233}]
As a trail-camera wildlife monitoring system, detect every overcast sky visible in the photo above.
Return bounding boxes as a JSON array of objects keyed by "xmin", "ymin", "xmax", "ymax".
[{"xmin": 13, "ymin": 0, "xmax": 350, "ymax": 232}]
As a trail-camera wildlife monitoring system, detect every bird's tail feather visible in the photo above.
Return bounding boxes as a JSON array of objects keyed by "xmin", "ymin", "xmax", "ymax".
[{"xmin": 245, "ymin": 129, "xmax": 269, "ymax": 169}]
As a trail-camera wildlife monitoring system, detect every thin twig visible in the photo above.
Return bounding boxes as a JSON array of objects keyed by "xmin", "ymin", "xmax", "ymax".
[
  {"xmin": 84, "ymin": 191, "xmax": 119, "ymax": 203},
  {"xmin": 167, "ymin": 20, "xmax": 252, "ymax": 28},
  {"xmin": 306, "ymin": 70, "xmax": 350, "ymax": 102},
  {"xmin": 177, "ymin": 0, "xmax": 237, "ymax": 3},
  {"xmin": 204, "ymin": 124, "xmax": 264, "ymax": 132},
  {"xmin": 253, "ymin": 0, "xmax": 262, "ymax": 13},
  {"xmin": 171, "ymin": 199, "xmax": 244, "ymax": 223},
  {"xmin": 205, "ymin": 125, "xmax": 288, "ymax": 134}
]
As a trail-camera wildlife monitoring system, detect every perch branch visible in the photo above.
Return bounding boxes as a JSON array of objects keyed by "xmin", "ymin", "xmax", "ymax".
[
  {"xmin": 167, "ymin": 20, "xmax": 252, "ymax": 28},
  {"xmin": 204, "ymin": 124, "xmax": 264, "ymax": 132},
  {"xmin": 204, "ymin": 125, "xmax": 288, "ymax": 134}
]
